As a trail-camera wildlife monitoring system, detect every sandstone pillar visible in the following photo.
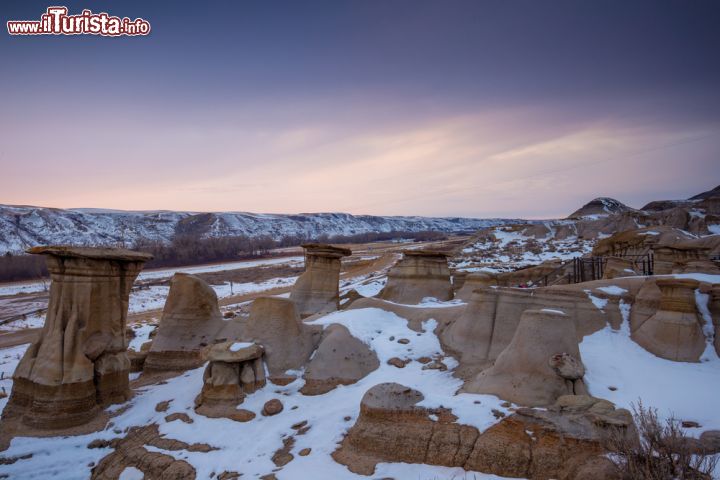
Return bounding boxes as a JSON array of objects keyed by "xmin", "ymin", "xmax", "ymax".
[
  {"xmin": 5, "ymin": 246, "xmax": 151, "ymax": 429},
  {"xmin": 379, "ymin": 250, "xmax": 453, "ymax": 304},
  {"xmin": 632, "ymin": 278, "xmax": 705, "ymax": 362},
  {"xmin": 290, "ymin": 243, "xmax": 351, "ymax": 318}
]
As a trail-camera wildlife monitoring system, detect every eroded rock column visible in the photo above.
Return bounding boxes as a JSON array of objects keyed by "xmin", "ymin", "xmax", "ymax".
[
  {"xmin": 631, "ymin": 278, "xmax": 705, "ymax": 362},
  {"xmin": 290, "ymin": 243, "xmax": 351, "ymax": 318},
  {"xmin": 380, "ymin": 250, "xmax": 453, "ymax": 304},
  {"xmin": 5, "ymin": 246, "xmax": 151, "ymax": 429}
]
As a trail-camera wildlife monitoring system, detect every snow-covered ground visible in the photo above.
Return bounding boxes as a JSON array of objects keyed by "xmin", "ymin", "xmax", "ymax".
[
  {"xmin": 136, "ymin": 256, "xmax": 303, "ymax": 281},
  {"xmin": 581, "ymin": 305, "xmax": 720, "ymax": 434},
  {"xmin": 0, "ymin": 307, "xmax": 514, "ymax": 480},
  {"xmin": 452, "ymin": 224, "xmax": 594, "ymax": 273},
  {"xmin": 1, "ymin": 291, "xmax": 719, "ymax": 478}
]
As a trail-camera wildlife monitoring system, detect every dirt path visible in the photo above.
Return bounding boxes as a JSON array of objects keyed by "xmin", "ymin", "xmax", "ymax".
[{"xmin": 0, "ymin": 328, "xmax": 41, "ymax": 349}]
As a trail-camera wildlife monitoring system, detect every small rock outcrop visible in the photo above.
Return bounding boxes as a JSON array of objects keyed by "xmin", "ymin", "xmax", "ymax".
[
  {"xmin": 301, "ymin": 324, "xmax": 380, "ymax": 395},
  {"xmin": 454, "ymin": 272, "xmax": 497, "ymax": 301},
  {"xmin": 333, "ymin": 383, "xmax": 632, "ymax": 479},
  {"xmin": 4, "ymin": 246, "xmax": 151, "ymax": 429},
  {"xmin": 380, "ymin": 250, "xmax": 453, "ymax": 304},
  {"xmin": 144, "ymin": 273, "xmax": 225, "ymax": 371},
  {"xmin": 464, "ymin": 309, "xmax": 588, "ymax": 406},
  {"xmin": 243, "ymin": 296, "xmax": 320, "ymax": 384},
  {"xmin": 568, "ymin": 197, "xmax": 633, "ymax": 219},
  {"xmin": 602, "ymin": 256, "xmax": 638, "ymax": 279},
  {"xmin": 631, "ymin": 278, "xmax": 706, "ymax": 362},
  {"xmin": 290, "ymin": 243, "xmax": 351, "ymax": 318},
  {"xmin": 195, "ymin": 341, "xmax": 265, "ymax": 414}
]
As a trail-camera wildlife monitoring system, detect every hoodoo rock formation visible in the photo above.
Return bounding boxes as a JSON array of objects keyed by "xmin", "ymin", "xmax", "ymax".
[
  {"xmin": 464, "ymin": 309, "xmax": 588, "ymax": 406},
  {"xmin": 290, "ymin": 243, "xmax": 351, "ymax": 318},
  {"xmin": 195, "ymin": 341, "xmax": 265, "ymax": 416},
  {"xmin": 144, "ymin": 273, "xmax": 225, "ymax": 371},
  {"xmin": 380, "ymin": 250, "xmax": 453, "ymax": 304},
  {"xmin": 3, "ymin": 246, "xmax": 151, "ymax": 429},
  {"xmin": 301, "ymin": 324, "xmax": 380, "ymax": 395},
  {"xmin": 242, "ymin": 296, "xmax": 320, "ymax": 384},
  {"xmin": 442, "ymin": 280, "xmax": 635, "ymax": 374},
  {"xmin": 631, "ymin": 278, "xmax": 706, "ymax": 362},
  {"xmin": 334, "ymin": 383, "xmax": 632, "ymax": 479}
]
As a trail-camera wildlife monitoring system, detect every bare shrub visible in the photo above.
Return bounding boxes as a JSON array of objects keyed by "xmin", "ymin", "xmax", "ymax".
[{"xmin": 606, "ymin": 401, "xmax": 717, "ymax": 479}]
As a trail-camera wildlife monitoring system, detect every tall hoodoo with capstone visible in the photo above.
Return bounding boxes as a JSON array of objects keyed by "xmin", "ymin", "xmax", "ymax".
[
  {"xmin": 631, "ymin": 278, "xmax": 706, "ymax": 362},
  {"xmin": 4, "ymin": 246, "xmax": 151, "ymax": 429},
  {"xmin": 290, "ymin": 243, "xmax": 352, "ymax": 318},
  {"xmin": 380, "ymin": 250, "xmax": 453, "ymax": 304}
]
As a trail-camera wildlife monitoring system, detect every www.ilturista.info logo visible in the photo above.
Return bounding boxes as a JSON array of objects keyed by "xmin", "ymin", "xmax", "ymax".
[{"xmin": 7, "ymin": 6, "xmax": 151, "ymax": 36}]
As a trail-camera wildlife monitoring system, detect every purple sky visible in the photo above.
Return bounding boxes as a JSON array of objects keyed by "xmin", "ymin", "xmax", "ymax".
[{"xmin": 1, "ymin": 1, "xmax": 719, "ymax": 218}]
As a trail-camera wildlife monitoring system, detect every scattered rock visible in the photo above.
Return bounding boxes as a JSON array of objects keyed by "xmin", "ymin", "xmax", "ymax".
[
  {"xmin": 87, "ymin": 439, "xmax": 112, "ymax": 449},
  {"xmin": 263, "ymin": 399, "xmax": 284, "ymax": 416},
  {"xmin": 682, "ymin": 420, "xmax": 701, "ymax": 428},
  {"xmin": 165, "ymin": 413, "xmax": 193, "ymax": 424},
  {"xmin": 299, "ymin": 448, "xmax": 311, "ymax": 456},
  {"xmin": 272, "ymin": 437, "xmax": 295, "ymax": 467},
  {"xmin": 387, "ymin": 357, "xmax": 407, "ymax": 368},
  {"xmin": 155, "ymin": 400, "xmax": 171, "ymax": 413},
  {"xmin": 397, "ymin": 338, "xmax": 410, "ymax": 345}
]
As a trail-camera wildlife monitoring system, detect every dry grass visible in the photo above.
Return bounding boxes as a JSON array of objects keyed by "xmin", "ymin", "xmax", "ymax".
[{"xmin": 605, "ymin": 401, "xmax": 717, "ymax": 480}]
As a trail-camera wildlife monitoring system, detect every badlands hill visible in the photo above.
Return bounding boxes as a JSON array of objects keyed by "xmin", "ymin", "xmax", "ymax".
[
  {"xmin": 567, "ymin": 197, "xmax": 634, "ymax": 219},
  {"xmin": 0, "ymin": 205, "xmax": 512, "ymax": 255}
]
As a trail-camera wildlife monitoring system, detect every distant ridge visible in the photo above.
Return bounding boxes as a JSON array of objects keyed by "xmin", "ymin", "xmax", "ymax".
[{"xmin": 0, "ymin": 204, "xmax": 516, "ymax": 254}]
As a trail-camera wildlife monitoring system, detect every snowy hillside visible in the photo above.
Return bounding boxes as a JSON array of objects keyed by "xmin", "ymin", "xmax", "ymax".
[{"xmin": 0, "ymin": 205, "xmax": 514, "ymax": 254}]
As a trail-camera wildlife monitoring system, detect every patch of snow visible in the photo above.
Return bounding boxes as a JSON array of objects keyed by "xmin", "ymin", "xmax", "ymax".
[
  {"xmin": 596, "ymin": 286, "xmax": 628, "ymax": 296},
  {"xmin": 580, "ymin": 310, "xmax": 720, "ymax": 434},
  {"xmin": 118, "ymin": 466, "xmax": 144, "ymax": 480},
  {"xmin": 707, "ymin": 224, "xmax": 720, "ymax": 235},
  {"xmin": 229, "ymin": 342, "xmax": 254, "ymax": 352},
  {"xmin": 541, "ymin": 308, "xmax": 565, "ymax": 315},
  {"xmin": 128, "ymin": 323, "xmax": 156, "ymax": 351},
  {"xmin": 584, "ymin": 290, "xmax": 608, "ymax": 311},
  {"xmin": 695, "ymin": 289, "xmax": 717, "ymax": 362},
  {"xmin": 353, "ymin": 278, "xmax": 386, "ymax": 298},
  {"xmin": 0, "ymin": 343, "xmax": 31, "ymax": 414}
]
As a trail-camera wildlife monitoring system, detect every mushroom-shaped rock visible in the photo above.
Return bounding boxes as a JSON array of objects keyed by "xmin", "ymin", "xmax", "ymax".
[
  {"xmin": 243, "ymin": 296, "xmax": 320, "ymax": 383},
  {"xmin": 4, "ymin": 246, "xmax": 151, "ymax": 429},
  {"xmin": 464, "ymin": 309, "xmax": 588, "ymax": 406},
  {"xmin": 290, "ymin": 243, "xmax": 351, "ymax": 318},
  {"xmin": 631, "ymin": 278, "xmax": 706, "ymax": 362},
  {"xmin": 196, "ymin": 341, "xmax": 266, "ymax": 414},
  {"xmin": 144, "ymin": 273, "xmax": 225, "ymax": 371},
  {"xmin": 301, "ymin": 324, "xmax": 380, "ymax": 395},
  {"xmin": 380, "ymin": 250, "xmax": 453, "ymax": 304}
]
